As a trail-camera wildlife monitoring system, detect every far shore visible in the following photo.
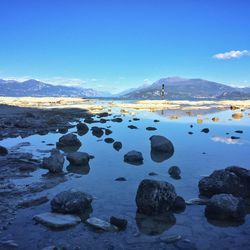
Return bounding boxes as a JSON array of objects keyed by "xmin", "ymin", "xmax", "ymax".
[{"xmin": 1, "ymin": 97, "xmax": 250, "ymax": 114}]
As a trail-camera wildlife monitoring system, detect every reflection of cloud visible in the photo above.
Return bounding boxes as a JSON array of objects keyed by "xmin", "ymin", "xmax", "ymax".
[
  {"xmin": 211, "ymin": 136, "xmax": 242, "ymax": 145},
  {"xmin": 213, "ymin": 50, "xmax": 250, "ymax": 60}
]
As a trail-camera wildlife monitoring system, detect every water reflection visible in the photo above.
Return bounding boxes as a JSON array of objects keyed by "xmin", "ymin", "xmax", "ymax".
[
  {"xmin": 56, "ymin": 145, "xmax": 81, "ymax": 153},
  {"xmin": 66, "ymin": 164, "xmax": 90, "ymax": 175},
  {"xmin": 211, "ymin": 136, "xmax": 243, "ymax": 145},
  {"xmin": 135, "ymin": 212, "xmax": 176, "ymax": 235},
  {"xmin": 150, "ymin": 150, "xmax": 174, "ymax": 163}
]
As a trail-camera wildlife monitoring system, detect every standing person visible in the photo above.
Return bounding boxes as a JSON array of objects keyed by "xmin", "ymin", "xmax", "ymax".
[{"xmin": 161, "ymin": 83, "xmax": 165, "ymax": 99}]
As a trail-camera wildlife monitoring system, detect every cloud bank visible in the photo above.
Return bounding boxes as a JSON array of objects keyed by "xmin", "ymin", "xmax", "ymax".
[{"xmin": 213, "ymin": 50, "xmax": 250, "ymax": 60}]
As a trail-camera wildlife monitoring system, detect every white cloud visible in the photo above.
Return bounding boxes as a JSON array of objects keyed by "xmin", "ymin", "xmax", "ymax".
[{"xmin": 213, "ymin": 50, "xmax": 250, "ymax": 60}]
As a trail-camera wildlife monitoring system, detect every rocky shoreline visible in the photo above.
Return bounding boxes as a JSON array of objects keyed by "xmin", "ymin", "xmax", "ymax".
[{"xmin": 0, "ymin": 98, "xmax": 250, "ymax": 250}]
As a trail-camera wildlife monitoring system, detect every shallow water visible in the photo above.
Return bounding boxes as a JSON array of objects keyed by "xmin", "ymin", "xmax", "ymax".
[{"xmin": 1, "ymin": 107, "xmax": 250, "ymax": 250}]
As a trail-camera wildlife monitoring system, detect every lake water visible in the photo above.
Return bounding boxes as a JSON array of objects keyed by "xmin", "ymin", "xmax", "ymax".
[{"xmin": 1, "ymin": 107, "xmax": 250, "ymax": 250}]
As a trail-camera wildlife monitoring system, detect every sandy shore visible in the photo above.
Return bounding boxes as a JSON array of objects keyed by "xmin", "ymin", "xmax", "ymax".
[{"xmin": 1, "ymin": 97, "xmax": 250, "ymax": 113}]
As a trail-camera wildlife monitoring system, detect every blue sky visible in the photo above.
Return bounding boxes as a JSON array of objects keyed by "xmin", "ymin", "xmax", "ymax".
[{"xmin": 0, "ymin": 0, "xmax": 250, "ymax": 92}]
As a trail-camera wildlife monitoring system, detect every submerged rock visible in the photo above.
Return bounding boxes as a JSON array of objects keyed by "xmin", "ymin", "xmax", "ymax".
[
  {"xmin": 205, "ymin": 194, "xmax": 246, "ymax": 221},
  {"xmin": 51, "ymin": 190, "xmax": 92, "ymax": 214},
  {"xmin": 113, "ymin": 141, "xmax": 122, "ymax": 151},
  {"xmin": 146, "ymin": 127, "xmax": 157, "ymax": 131},
  {"xmin": 42, "ymin": 149, "xmax": 65, "ymax": 173},
  {"xmin": 56, "ymin": 133, "xmax": 81, "ymax": 150},
  {"xmin": 124, "ymin": 151, "xmax": 143, "ymax": 165},
  {"xmin": 201, "ymin": 128, "xmax": 209, "ymax": 133},
  {"xmin": 111, "ymin": 117, "xmax": 123, "ymax": 123},
  {"xmin": 115, "ymin": 177, "xmax": 127, "ymax": 181},
  {"xmin": 33, "ymin": 212, "xmax": 81, "ymax": 228},
  {"xmin": 128, "ymin": 125, "xmax": 138, "ymax": 129},
  {"xmin": 86, "ymin": 217, "xmax": 118, "ymax": 231},
  {"xmin": 168, "ymin": 166, "xmax": 181, "ymax": 179},
  {"xmin": 66, "ymin": 152, "xmax": 93, "ymax": 166},
  {"xmin": 0, "ymin": 145, "xmax": 8, "ymax": 156},
  {"xmin": 105, "ymin": 128, "xmax": 112, "ymax": 135},
  {"xmin": 135, "ymin": 179, "xmax": 177, "ymax": 215},
  {"xmin": 104, "ymin": 138, "xmax": 114, "ymax": 143},
  {"xmin": 18, "ymin": 196, "xmax": 49, "ymax": 208},
  {"xmin": 110, "ymin": 216, "xmax": 127, "ymax": 230}
]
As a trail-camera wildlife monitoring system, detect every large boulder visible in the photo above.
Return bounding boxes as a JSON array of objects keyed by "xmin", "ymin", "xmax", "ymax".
[
  {"xmin": 150, "ymin": 135, "xmax": 174, "ymax": 153},
  {"xmin": 149, "ymin": 135, "xmax": 174, "ymax": 162},
  {"xmin": 199, "ymin": 167, "xmax": 250, "ymax": 198},
  {"xmin": 51, "ymin": 190, "xmax": 92, "ymax": 214},
  {"xmin": 66, "ymin": 152, "xmax": 93, "ymax": 166},
  {"xmin": 56, "ymin": 133, "xmax": 81, "ymax": 151},
  {"xmin": 124, "ymin": 150, "xmax": 143, "ymax": 165},
  {"xmin": 42, "ymin": 149, "xmax": 65, "ymax": 173},
  {"xmin": 136, "ymin": 179, "xmax": 177, "ymax": 215},
  {"xmin": 205, "ymin": 194, "xmax": 246, "ymax": 222}
]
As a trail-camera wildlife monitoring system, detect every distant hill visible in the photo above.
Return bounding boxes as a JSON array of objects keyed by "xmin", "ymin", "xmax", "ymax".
[
  {"xmin": 0, "ymin": 79, "xmax": 110, "ymax": 97},
  {"xmin": 119, "ymin": 77, "xmax": 250, "ymax": 100}
]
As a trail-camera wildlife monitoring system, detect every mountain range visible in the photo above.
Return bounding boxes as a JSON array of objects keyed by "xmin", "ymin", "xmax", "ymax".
[
  {"xmin": 0, "ymin": 79, "xmax": 110, "ymax": 98},
  {"xmin": 0, "ymin": 77, "xmax": 250, "ymax": 99},
  {"xmin": 119, "ymin": 77, "xmax": 250, "ymax": 100}
]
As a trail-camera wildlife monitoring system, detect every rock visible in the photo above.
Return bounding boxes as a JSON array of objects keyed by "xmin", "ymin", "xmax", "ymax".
[
  {"xmin": 105, "ymin": 129, "xmax": 112, "ymax": 135},
  {"xmin": 86, "ymin": 217, "xmax": 118, "ymax": 231},
  {"xmin": 172, "ymin": 196, "xmax": 186, "ymax": 211},
  {"xmin": 128, "ymin": 125, "xmax": 138, "ymax": 129},
  {"xmin": 124, "ymin": 150, "xmax": 143, "ymax": 165},
  {"xmin": 231, "ymin": 136, "xmax": 240, "ymax": 140},
  {"xmin": 51, "ymin": 190, "xmax": 92, "ymax": 214},
  {"xmin": 199, "ymin": 167, "xmax": 250, "ymax": 198},
  {"xmin": 56, "ymin": 133, "xmax": 81, "ymax": 149},
  {"xmin": 42, "ymin": 149, "xmax": 65, "ymax": 173},
  {"xmin": 188, "ymin": 132, "xmax": 193, "ymax": 135},
  {"xmin": 160, "ymin": 234, "xmax": 182, "ymax": 244},
  {"xmin": 235, "ymin": 130, "xmax": 243, "ymax": 134},
  {"xmin": 113, "ymin": 141, "xmax": 122, "ymax": 151},
  {"xmin": 18, "ymin": 196, "xmax": 49, "ymax": 208},
  {"xmin": 58, "ymin": 127, "xmax": 68, "ymax": 134},
  {"xmin": 66, "ymin": 152, "xmax": 93, "ymax": 166},
  {"xmin": 115, "ymin": 177, "xmax": 127, "ymax": 181},
  {"xmin": 33, "ymin": 212, "xmax": 81, "ymax": 228},
  {"xmin": 148, "ymin": 172, "xmax": 158, "ymax": 176},
  {"xmin": 91, "ymin": 127, "xmax": 104, "ymax": 138},
  {"xmin": 154, "ymin": 119, "xmax": 160, "ymax": 122},
  {"xmin": 146, "ymin": 127, "xmax": 157, "ymax": 131},
  {"xmin": 111, "ymin": 117, "xmax": 123, "ymax": 123},
  {"xmin": 76, "ymin": 122, "xmax": 89, "ymax": 135},
  {"xmin": 104, "ymin": 138, "xmax": 114, "ymax": 143},
  {"xmin": 205, "ymin": 194, "xmax": 246, "ymax": 221},
  {"xmin": 232, "ymin": 112, "xmax": 243, "ymax": 119},
  {"xmin": 201, "ymin": 128, "xmax": 209, "ymax": 133},
  {"xmin": 0, "ymin": 145, "xmax": 8, "ymax": 156},
  {"xmin": 110, "ymin": 216, "xmax": 127, "ymax": 230},
  {"xmin": 133, "ymin": 118, "xmax": 140, "ymax": 121},
  {"xmin": 135, "ymin": 179, "xmax": 177, "ymax": 215},
  {"xmin": 185, "ymin": 198, "xmax": 210, "ymax": 205},
  {"xmin": 168, "ymin": 166, "xmax": 181, "ymax": 179},
  {"xmin": 149, "ymin": 135, "xmax": 174, "ymax": 154},
  {"xmin": 212, "ymin": 117, "xmax": 219, "ymax": 122}
]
